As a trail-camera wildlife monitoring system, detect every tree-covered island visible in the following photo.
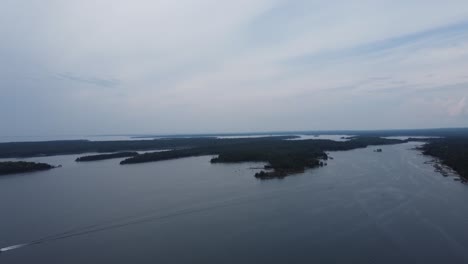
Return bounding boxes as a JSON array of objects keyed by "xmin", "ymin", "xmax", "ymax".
[
  {"xmin": 120, "ymin": 137, "xmax": 405, "ymax": 179},
  {"xmin": 76, "ymin": 152, "xmax": 139, "ymax": 162},
  {"xmin": 0, "ymin": 161, "xmax": 56, "ymax": 175},
  {"xmin": 2, "ymin": 130, "xmax": 466, "ymax": 180}
]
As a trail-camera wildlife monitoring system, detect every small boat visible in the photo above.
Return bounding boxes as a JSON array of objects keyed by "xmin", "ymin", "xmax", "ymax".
[{"xmin": 0, "ymin": 243, "xmax": 29, "ymax": 253}]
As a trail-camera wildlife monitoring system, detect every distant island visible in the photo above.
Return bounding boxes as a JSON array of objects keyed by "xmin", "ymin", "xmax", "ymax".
[
  {"xmin": 2, "ymin": 128, "xmax": 467, "ymax": 158},
  {"xmin": 121, "ymin": 137, "xmax": 405, "ymax": 179},
  {"xmin": 0, "ymin": 138, "xmax": 220, "ymax": 158},
  {"xmin": 0, "ymin": 161, "xmax": 56, "ymax": 175},
  {"xmin": 0, "ymin": 127, "xmax": 466, "ymax": 179},
  {"xmin": 76, "ymin": 152, "xmax": 139, "ymax": 162}
]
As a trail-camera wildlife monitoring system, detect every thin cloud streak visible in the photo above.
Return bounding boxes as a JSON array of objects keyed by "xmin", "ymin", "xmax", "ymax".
[{"xmin": 56, "ymin": 73, "xmax": 120, "ymax": 88}]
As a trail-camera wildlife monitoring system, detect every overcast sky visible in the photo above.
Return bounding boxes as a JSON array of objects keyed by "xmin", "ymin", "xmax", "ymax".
[{"xmin": 1, "ymin": 0, "xmax": 468, "ymax": 136}]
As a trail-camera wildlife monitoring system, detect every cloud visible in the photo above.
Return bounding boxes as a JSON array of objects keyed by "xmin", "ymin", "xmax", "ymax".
[
  {"xmin": 56, "ymin": 72, "xmax": 120, "ymax": 88},
  {"xmin": 1, "ymin": 0, "xmax": 468, "ymax": 135}
]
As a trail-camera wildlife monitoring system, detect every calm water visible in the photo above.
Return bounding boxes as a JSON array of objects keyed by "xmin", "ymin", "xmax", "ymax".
[
  {"xmin": 287, "ymin": 134, "xmax": 353, "ymax": 141},
  {"xmin": 1, "ymin": 142, "xmax": 468, "ymax": 263}
]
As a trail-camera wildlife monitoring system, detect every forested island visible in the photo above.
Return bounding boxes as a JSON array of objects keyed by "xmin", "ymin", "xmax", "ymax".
[
  {"xmin": 3, "ymin": 127, "xmax": 467, "ymax": 158},
  {"xmin": 0, "ymin": 138, "xmax": 222, "ymax": 158},
  {"xmin": 0, "ymin": 161, "xmax": 56, "ymax": 175},
  {"xmin": 76, "ymin": 152, "xmax": 139, "ymax": 162},
  {"xmin": 1, "ymin": 128, "xmax": 466, "ymax": 179},
  {"xmin": 421, "ymin": 137, "xmax": 468, "ymax": 180},
  {"xmin": 121, "ymin": 137, "xmax": 405, "ymax": 178}
]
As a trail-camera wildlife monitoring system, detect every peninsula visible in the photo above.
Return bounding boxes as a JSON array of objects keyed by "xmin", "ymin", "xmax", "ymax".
[
  {"xmin": 421, "ymin": 137, "xmax": 468, "ymax": 180},
  {"xmin": 121, "ymin": 137, "xmax": 405, "ymax": 178},
  {"xmin": 76, "ymin": 152, "xmax": 139, "ymax": 162},
  {"xmin": 0, "ymin": 161, "xmax": 56, "ymax": 175},
  {"xmin": 1, "ymin": 128, "xmax": 467, "ymax": 179}
]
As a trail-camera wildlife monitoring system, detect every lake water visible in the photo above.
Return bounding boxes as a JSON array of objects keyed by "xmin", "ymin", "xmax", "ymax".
[
  {"xmin": 1, "ymin": 142, "xmax": 468, "ymax": 263},
  {"xmin": 287, "ymin": 134, "xmax": 353, "ymax": 141}
]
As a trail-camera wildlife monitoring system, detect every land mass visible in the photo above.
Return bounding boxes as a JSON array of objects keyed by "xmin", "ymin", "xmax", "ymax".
[
  {"xmin": 121, "ymin": 137, "xmax": 405, "ymax": 178},
  {"xmin": 0, "ymin": 161, "xmax": 56, "ymax": 175},
  {"xmin": 76, "ymin": 152, "xmax": 139, "ymax": 162},
  {"xmin": 421, "ymin": 137, "xmax": 468, "ymax": 180},
  {"xmin": 1, "ymin": 128, "xmax": 467, "ymax": 179},
  {"xmin": 0, "ymin": 138, "xmax": 222, "ymax": 158}
]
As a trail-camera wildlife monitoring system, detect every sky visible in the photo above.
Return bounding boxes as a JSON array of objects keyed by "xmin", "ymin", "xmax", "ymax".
[{"xmin": 1, "ymin": 0, "xmax": 468, "ymax": 136}]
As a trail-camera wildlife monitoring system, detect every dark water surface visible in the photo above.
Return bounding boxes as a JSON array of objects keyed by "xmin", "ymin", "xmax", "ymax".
[{"xmin": 1, "ymin": 142, "xmax": 468, "ymax": 263}]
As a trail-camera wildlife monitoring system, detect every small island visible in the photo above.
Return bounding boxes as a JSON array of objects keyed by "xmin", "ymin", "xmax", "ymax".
[
  {"xmin": 76, "ymin": 152, "xmax": 139, "ymax": 162},
  {"xmin": 0, "ymin": 161, "xmax": 56, "ymax": 175}
]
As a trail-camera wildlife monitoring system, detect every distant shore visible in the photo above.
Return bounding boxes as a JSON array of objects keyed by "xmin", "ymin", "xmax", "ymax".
[
  {"xmin": 420, "ymin": 138, "xmax": 468, "ymax": 181},
  {"xmin": 0, "ymin": 161, "xmax": 57, "ymax": 175},
  {"xmin": 1, "ymin": 128, "xmax": 467, "ymax": 180}
]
